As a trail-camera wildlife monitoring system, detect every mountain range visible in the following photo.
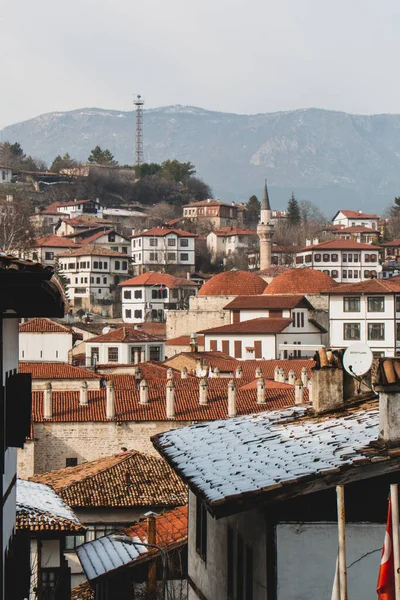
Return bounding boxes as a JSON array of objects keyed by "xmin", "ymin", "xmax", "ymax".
[{"xmin": 2, "ymin": 105, "xmax": 400, "ymax": 214}]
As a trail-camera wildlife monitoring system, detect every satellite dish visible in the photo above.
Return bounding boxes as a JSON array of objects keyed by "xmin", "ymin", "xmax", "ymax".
[
  {"xmin": 343, "ymin": 343, "xmax": 373, "ymax": 377},
  {"xmin": 102, "ymin": 327, "xmax": 111, "ymax": 335}
]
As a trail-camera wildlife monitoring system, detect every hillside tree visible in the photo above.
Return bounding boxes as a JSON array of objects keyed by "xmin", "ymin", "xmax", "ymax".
[
  {"xmin": 245, "ymin": 194, "xmax": 261, "ymax": 226},
  {"xmin": 87, "ymin": 146, "xmax": 118, "ymax": 166},
  {"xmin": 286, "ymin": 192, "xmax": 301, "ymax": 225},
  {"xmin": 161, "ymin": 159, "xmax": 196, "ymax": 183},
  {"xmin": 50, "ymin": 152, "xmax": 78, "ymax": 173}
]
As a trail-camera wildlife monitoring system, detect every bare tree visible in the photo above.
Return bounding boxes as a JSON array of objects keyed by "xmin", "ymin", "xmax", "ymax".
[{"xmin": 0, "ymin": 198, "xmax": 34, "ymax": 253}]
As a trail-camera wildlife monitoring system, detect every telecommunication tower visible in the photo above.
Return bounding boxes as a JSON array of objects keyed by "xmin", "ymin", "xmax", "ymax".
[{"xmin": 134, "ymin": 94, "xmax": 144, "ymax": 166}]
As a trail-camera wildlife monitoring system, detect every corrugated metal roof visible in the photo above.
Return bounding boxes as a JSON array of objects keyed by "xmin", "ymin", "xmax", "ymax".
[{"xmin": 78, "ymin": 535, "xmax": 144, "ymax": 581}]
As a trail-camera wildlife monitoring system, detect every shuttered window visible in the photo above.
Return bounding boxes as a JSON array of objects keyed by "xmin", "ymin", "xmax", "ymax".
[
  {"xmin": 234, "ymin": 341, "xmax": 242, "ymax": 359},
  {"xmin": 222, "ymin": 340, "xmax": 230, "ymax": 355},
  {"xmin": 254, "ymin": 341, "xmax": 262, "ymax": 359},
  {"xmin": 210, "ymin": 340, "xmax": 218, "ymax": 351}
]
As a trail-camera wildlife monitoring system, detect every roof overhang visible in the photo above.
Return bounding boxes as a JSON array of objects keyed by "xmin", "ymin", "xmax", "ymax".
[{"xmin": 0, "ymin": 271, "xmax": 64, "ymax": 317}]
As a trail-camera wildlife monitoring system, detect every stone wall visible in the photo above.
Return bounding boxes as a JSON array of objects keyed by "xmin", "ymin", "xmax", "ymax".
[
  {"xmin": 18, "ymin": 420, "xmax": 192, "ymax": 475},
  {"xmin": 166, "ymin": 296, "xmax": 233, "ymax": 339}
]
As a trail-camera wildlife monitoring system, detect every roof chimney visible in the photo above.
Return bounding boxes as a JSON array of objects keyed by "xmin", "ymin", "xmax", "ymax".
[
  {"xmin": 80, "ymin": 381, "xmax": 88, "ymax": 406},
  {"xmin": 274, "ymin": 366, "xmax": 280, "ymax": 382},
  {"xmin": 301, "ymin": 366, "xmax": 309, "ymax": 388},
  {"xmin": 279, "ymin": 369, "xmax": 286, "ymax": 383},
  {"xmin": 106, "ymin": 380, "xmax": 115, "ymax": 419},
  {"xmin": 44, "ymin": 382, "xmax": 52, "ymax": 419},
  {"xmin": 235, "ymin": 366, "xmax": 243, "ymax": 379},
  {"xmin": 213, "ymin": 367, "xmax": 220, "ymax": 378},
  {"xmin": 295, "ymin": 379, "xmax": 304, "ymax": 405},
  {"xmin": 288, "ymin": 370, "xmax": 296, "ymax": 386},
  {"xmin": 181, "ymin": 367, "xmax": 188, "ymax": 379},
  {"xmin": 255, "ymin": 366, "xmax": 263, "ymax": 378},
  {"xmin": 166, "ymin": 380, "xmax": 175, "ymax": 418},
  {"xmin": 199, "ymin": 378, "xmax": 208, "ymax": 405},
  {"xmin": 378, "ymin": 388, "xmax": 400, "ymax": 446},
  {"xmin": 257, "ymin": 378, "xmax": 266, "ymax": 404},
  {"xmin": 311, "ymin": 369, "xmax": 343, "ymax": 415},
  {"xmin": 139, "ymin": 379, "xmax": 148, "ymax": 404},
  {"xmin": 228, "ymin": 380, "xmax": 237, "ymax": 417},
  {"xmin": 167, "ymin": 368, "xmax": 174, "ymax": 380}
]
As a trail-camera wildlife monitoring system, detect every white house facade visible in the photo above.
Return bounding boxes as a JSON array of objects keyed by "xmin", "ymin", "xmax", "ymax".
[
  {"xmin": 296, "ymin": 240, "xmax": 382, "ymax": 282},
  {"xmin": 25, "ymin": 234, "xmax": 81, "ymax": 267},
  {"xmin": 55, "ymin": 198, "xmax": 105, "ymax": 219},
  {"xmin": 327, "ymin": 278, "xmax": 400, "ymax": 357},
  {"xmin": 332, "ymin": 210, "xmax": 379, "ymax": 230},
  {"xmin": 0, "ymin": 164, "xmax": 12, "ymax": 183},
  {"xmin": 58, "ymin": 245, "xmax": 130, "ymax": 309},
  {"xmin": 130, "ymin": 228, "xmax": 197, "ymax": 275},
  {"xmin": 85, "ymin": 326, "xmax": 165, "ymax": 366},
  {"xmin": 207, "ymin": 228, "xmax": 259, "ymax": 263},
  {"xmin": 71, "ymin": 229, "xmax": 131, "ymax": 254},
  {"xmin": 19, "ymin": 318, "xmax": 73, "ymax": 362},
  {"xmin": 119, "ymin": 271, "xmax": 198, "ymax": 323}
]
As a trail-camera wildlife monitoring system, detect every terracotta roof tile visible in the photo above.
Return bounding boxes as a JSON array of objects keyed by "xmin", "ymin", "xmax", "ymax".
[
  {"xmin": 184, "ymin": 199, "xmax": 233, "ymax": 208},
  {"xmin": 240, "ymin": 359, "xmax": 314, "ymax": 379},
  {"xmin": 71, "ymin": 582, "xmax": 95, "ymax": 600},
  {"xmin": 33, "ymin": 234, "xmax": 81, "ymax": 248},
  {"xmin": 381, "ymin": 239, "xmax": 400, "ymax": 247},
  {"xmin": 58, "ymin": 244, "xmax": 129, "ymax": 258},
  {"xmin": 120, "ymin": 271, "xmax": 198, "ymax": 288},
  {"xmin": 223, "ymin": 295, "xmax": 309, "ymax": 310},
  {"xmin": 212, "ymin": 227, "xmax": 258, "ymax": 237},
  {"xmin": 88, "ymin": 326, "xmax": 162, "ymax": 343},
  {"xmin": 19, "ymin": 362, "xmax": 101, "ymax": 379},
  {"xmin": 19, "ymin": 318, "xmax": 72, "ymax": 333},
  {"xmin": 198, "ymin": 271, "xmax": 267, "ymax": 296},
  {"xmin": 166, "ymin": 335, "xmax": 205, "ymax": 346},
  {"xmin": 299, "ymin": 239, "xmax": 380, "ymax": 251},
  {"xmin": 324, "ymin": 278, "xmax": 400, "ymax": 294},
  {"xmin": 263, "ymin": 268, "xmax": 336, "ymax": 295},
  {"xmin": 164, "ymin": 351, "xmax": 237, "ymax": 372},
  {"xmin": 332, "ymin": 226, "xmax": 378, "ymax": 234},
  {"xmin": 124, "ymin": 505, "xmax": 188, "ymax": 548},
  {"xmin": 130, "ymin": 227, "xmax": 197, "ymax": 238},
  {"xmin": 199, "ymin": 317, "xmax": 293, "ymax": 335},
  {"xmin": 63, "ymin": 217, "xmax": 114, "ymax": 227},
  {"xmin": 338, "ymin": 210, "xmax": 379, "ymax": 219},
  {"xmin": 31, "ymin": 451, "xmax": 187, "ymax": 508}
]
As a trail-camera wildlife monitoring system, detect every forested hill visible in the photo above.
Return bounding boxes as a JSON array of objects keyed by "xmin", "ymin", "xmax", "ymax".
[{"xmin": 3, "ymin": 105, "xmax": 400, "ymax": 213}]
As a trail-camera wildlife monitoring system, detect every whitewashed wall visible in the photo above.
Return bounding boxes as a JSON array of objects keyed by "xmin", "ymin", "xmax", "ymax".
[{"xmin": 19, "ymin": 331, "xmax": 72, "ymax": 362}]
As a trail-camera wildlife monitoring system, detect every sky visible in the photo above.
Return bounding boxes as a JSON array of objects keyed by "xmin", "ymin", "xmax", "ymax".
[{"xmin": 1, "ymin": 0, "xmax": 400, "ymax": 129}]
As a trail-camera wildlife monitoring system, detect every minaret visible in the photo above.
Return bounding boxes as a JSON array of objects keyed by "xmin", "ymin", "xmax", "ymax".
[{"xmin": 257, "ymin": 180, "xmax": 274, "ymax": 270}]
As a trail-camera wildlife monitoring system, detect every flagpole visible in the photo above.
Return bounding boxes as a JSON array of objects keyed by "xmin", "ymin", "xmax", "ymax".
[
  {"xmin": 336, "ymin": 485, "xmax": 348, "ymax": 600},
  {"xmin": 391, "ymin": 484, "xmax": 400, "ymax": 599}
]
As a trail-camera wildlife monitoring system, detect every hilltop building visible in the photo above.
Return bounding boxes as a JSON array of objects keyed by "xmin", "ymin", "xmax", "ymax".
[
  {"xmin": 332, "ymin": 209, "xmax": 379, "ymax": 230},
  {"xmin": 130, "ymin": 227, "xmax": 197, "ymax": 275},
  {"xmin": 0, "ymin": 164, "xmax": 12, "ymax": 183},
  {"xmin": 207, "ymin": 227, "xmax": 259, "ymax": 264},
  {"xmin": 182, "ymin": 199, "xmax": 242, "ymax": 229}
]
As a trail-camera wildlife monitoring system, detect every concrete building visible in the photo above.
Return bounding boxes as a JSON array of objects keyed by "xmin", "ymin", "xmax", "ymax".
[
  {"xmin": 326, "ymin": 277, "xmax": 400, "ymax": 357},
  {"xmin": 183, "ymin": 199, "xmax": 240, "ymax": 229},
  {"xmin": 85, "ymin": 326, "xmax": 165, "ymax": 366},
  {"xmin": 332, "ymin": 209, "xmax": 379, "ymax": 230},
  {"xmin": 0, "ymin": 164, "xmax": 12, "ymax": 183},
  {"xmin": 295, "ymin": 239, "xmax": 382, "ymax": 282},
  {"xmin": 120, "ymin": 271, "xmax": 198, "ymax": 323},
  {"xmin": 58, "ymin": 245, "xmax": 130, "ymax": 313},
  {"xmin": 153, "ymin": 370, "xmax": 397, "ymax": 600},
  {"xmin": 19, "ymin": 318, "xmax": 74, "ymax": 363},
  {"xmin": 0, "ymin": 255, "xmax": 64, "ymax": 599},
  {"xmin": 206, "ymin": 227, "xmax": 259, "ymax": 264},
  {"xmin": 257, "ymin": 181, "xmax": 274, "ymax": 271},
  {"xmin": 130, "ymin": 227, "xmax": 197, "ymax": 275}
]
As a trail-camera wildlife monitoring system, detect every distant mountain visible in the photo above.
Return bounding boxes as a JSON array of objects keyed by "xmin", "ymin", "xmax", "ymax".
[{"xmin": 2, "ymin": 105, "xmax": 400, "ymax": 213}]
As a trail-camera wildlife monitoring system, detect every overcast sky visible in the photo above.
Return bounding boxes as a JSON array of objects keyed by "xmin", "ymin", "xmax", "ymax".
[{"xmin": 1, "ymin": 0, "xmax": 400, "ymax": 129}]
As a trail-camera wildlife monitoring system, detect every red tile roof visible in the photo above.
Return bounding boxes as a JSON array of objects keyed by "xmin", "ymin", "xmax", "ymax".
[
  {"xmin": 62, "ymin": 217, "xmax": 114, "ymax": 227},
  {"xmin": 239, "ymin": 379, "xmax": 294, "ymax": 390},
  {"xmin": 164, "ymin": 351, "xmax": 238, "ymax": 372},
  {"xmin": 19, "ymin": 362, "xmax": 101, "ymax": 380},
  {"xmin": 381, "ymin": 239, "xmax": 400, "ymax": 247},
  {"xmin": 336, "ymin": 210, "xmax": 379, "ymax": 219},
  {"xmin": 184, "ymin": 199, "xmax": 233, "ymax": 208},
  {"xmin": 223, "ymin": 295, "xmax": 309, "ymax": 310},
  {"xmin": 39, "ymin": 201, "xmax": 66, "ymax": 215},
  {"xmin": 16, "ymin": 507, "xmax": 84, "ymax": 533},
  {"xmin": 71, "ymin": 582, "xmax": 94, "ymax": 600},
  {"xmin": 31, "ymin": 378, "xmax": 304, "ymax": 423},
  {"xmin": 240, "ymin": 359, "xmax": 314, "ymax": 379},
  {"xmin": 324, "ymin": 278, "xmax": 400, "ymax": 294},
  {"xmin": 31, "ymin": 451, "xmax": 187, "ymax": 508},
  {"xmin": 33, "ymin": 234, "xmax": 81, "ymax": 248},
  {"xmin": 198, "ymin": 270, "xmax": 267, "ymax": 296},
  {"xmin": 166, "ymin": 335, "xmax": 205, "ymax": 346},
  {"xmin": 199, "ymin": 317, "xmax": 293, "ymax": 335},
  {"xmin": 119, "ymin": 271, "xmax": 198, "ymax": 288},
  {"xmin": 212, "ymin": 227, "xmax": 258, "ymax": 237},
  {"xmin": 123, "ymin": 505, "xmax": 188, "ymax": 550},
  {"xmin": 263, "ymin": 268, "xmax": 336, "ymax": 295},
  {"xmin": 58, "ymin": 244, "xmax": 129, "ymax": 258},
  {"xmin": 19, "ymin": 318, "xmax": 72, "ymax": 333},
  {"xmin": 332, "ymin": 226, "xmax": 378, "ymax": 234},
  {"xmin": 87, "ymin": 326, "xmax": 163, "ymax": 343},
  {"xmin": 299, "ymin": 239, "xmax": 380, "ymax": 251},
  {"xmin": 130, "ymin": 227, "xmax": 197, "ymax": 238},
  {"xmin": 0, "ymin": 163, "xmax": 11, "ymax": 169},
  {"xmin": 79, "ymin": 229, "xmax": 129, "ymax": 245}
]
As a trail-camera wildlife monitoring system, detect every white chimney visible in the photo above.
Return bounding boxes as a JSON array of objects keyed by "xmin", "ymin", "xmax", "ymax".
[
  {"xmin": 167, "ymin": 368, "xmax": 174, "ymax": 380},
  {"xmin": 80, "ymin": 381, "xmax": 88, "ymax": 406},
  {"xmin": 301, "ymin": 366, "xmax": 309, "ymax": 388},
  {"xmin": 288, "ymin": 370, "xmax": 296, "ymax": 386},
  {"xmin": 228, "ymin": 380, "xmax": 237, "ymax": 417},
  {"xmin": 139, "ymin": 379, "xmax": 148, "ymax": 404},
  {"xmin": 279, "ymin": 369, "xmax": 286, "ymax": 383},
  {"xmin": 181, "ymin": 367, "xmax": 188, "ymax": 379},
  {"xmin": 166, "ymin": 380, "xmax": 175, "ymax": 418},
  {"xmin": 257, "ymin": 378, "xmax": 266, "ymax": 404},
  {"xmin": 235, "ymin": 366, "xmax": 243, "ymax": 379},
  {"xmin": 274, "ymin": 366, "xmax": 280, "ymax": 382},
  {"xmin": 199, "ymin": 378, "xmax": 208, "ymax": 405},
  {"xmin": 295, "ymin": 379, "xmax": 304, "ymax": 405},
  {"xmin": 214, "ymin": 367, "xmax": 220, "ymax": 378},
  {"xmin": 106, "ymin": 380, "xmax": 115, "ymax": 419},
  {"xmin": 255, "ymin": 366, "xmax": 263, "ymax": 378},
  {"xmin": 44, "ymin": 382, "xmax": 52, "ymax": 419}
]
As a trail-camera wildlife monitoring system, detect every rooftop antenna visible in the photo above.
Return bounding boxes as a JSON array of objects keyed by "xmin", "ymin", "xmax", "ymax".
[{"xmin": 134, "ymin": 94, "xmax": 144, "ymax": 167}]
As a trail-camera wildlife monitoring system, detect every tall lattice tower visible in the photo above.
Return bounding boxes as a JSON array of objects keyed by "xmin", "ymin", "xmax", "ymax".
[{"xmin": 134, "ymin": 94, "xmax": 144, "ymax": 166}]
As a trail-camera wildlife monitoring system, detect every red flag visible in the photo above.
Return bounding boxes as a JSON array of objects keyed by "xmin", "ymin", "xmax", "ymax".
[{"xmin": 377, "ymin": 498, "xmax": 395, "ymax": 600}]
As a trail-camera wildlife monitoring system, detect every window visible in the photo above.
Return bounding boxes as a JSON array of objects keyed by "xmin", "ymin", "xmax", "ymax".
[
  {"xmin": 108, "ymin": 232, "xmax": 116, "ymax": 242},
  {"xmin": 323, "ymin": 254, "xmax": 330, "ymax": 262},
  {"xmin": 104, "ymin": 262, "xmax": 108, "ymax": 269},
  {"xmin": 103, "ymin": 277, "xmax": 107, "ymax": 284},
  {"xmin": 168, "ymin": 238, "xmax": 176, "ymax": 246},
  {"xmin": 93, "ymin": 261, "xmax": 99, "ymax": 268},
  {"xmin": 45, "ymin": 252, "xmax": 54, "ymax": 260},
  {"xmin": 122, "ymin": 261, "xmax": 128, "ymax": 270},
  {"xmin": 125, "ymin": 309, "xmax": 132, "ymax": 318},
  {"xmin": 396, "ymin": 297, "xmax": 400, "ymax": 313},
  {"xmin": 167, "ymin": 252, "xmax": 176, "ymax": 261},
  {"xmin": 149, "ymin": 346, "xmax": 161, "ymax": 361},
  {"xmin": 343, "ymin": 297, "xmax": 360, "ymax": 312},
  {"xmin": 149, "ymin": 252, "xmax": 158, "ymax": 261},
  {"xmin": 368, "ymin": 323, "xmax": 385, "ymax": 340},
  {"xmin": 196, "ymin": 496, "xmax": 207, "ymax": 561},
  {"xmin": 180, "ymin": 253, "xmax": 189, "ymax": 261},
  {"xmin": 342, "ymin": 270, "xmax": 347, "ymax": 279},
  {"xmin": 331, "ymin": 269, "xmax": 339, "ymax": 278},
  {"xmin": 124, "ymin": 290, "xmax": 132, "ymax": 300},
  {"xmin": 122, "ymin": 247, "xmax": 128, "ymax": 254},
  {"xmin": 66, "ymin": 457, "xmax": 78, "ymax": 467},
  {"xmin": 348, "ymin": 270, "xmax": 353, "ymax": 279},
  {"xmin": 134, "ymin": 290, "xmax": 142, "ymax": 299},
  {"xmin": 296, "ymin": 256, "xmax": 304, "ymax": 264},
  {"xmin": 149, "ymin": 238, "xmax": 158, "ymax": 247},
  {"xmin": 134, "ymin": 309, "xmax": 143, "ymax": 319},
  {"xmin": 96, "ymin": 277, "xmax": 100, "ymax": 284},
  {"xmin": 115, "ymin": 261, "xmax": 120, "ymax": 270},
  {"xmin": 108, "ymin": 347, "xmax": 119, "ymax": 362},
  {"xmin": 227, "ymin": 527, "xmax": 253, "ymax": 600},
  {"xmin": 344, "ymin": 323, "xmax": 360, "ymax": 340},
  {"xmin": 373, "ymin": 351, "xmax": 385, "ymax": 358},
  {"xmin": 368, "ymin": 297, "xmax": 385, "ymax": 312},
  {"xmin": 180, "ymin": 238, "xmax": 189, "ymax": 247},
  {"xmin": 294, "ymin": 312, "xmax": 305, "ymax": 327},
  {"xmin": 347, "ymin": 254, "xmax": 353, "ymax": 263},
  {"xmin": 228, "ymin": 526, "xmax": 234, "ymax": 599},
  {"xmin": 331, "ymin": 254, "xmax": 338, "ymax": 262},
  {"xmin": 343, "ymin": 254, "xmax": 347, "ymax": 262},
  {"xmin": 314, "ymin": 254, "xmax": 321, "ymax": 262},
  {"xmin": 323, "ymin": 270, "xmax": 330, "ymax": 275},
  {"xmin": 354, "ymin": 254, "xmax": 359, "ymax": 262}
]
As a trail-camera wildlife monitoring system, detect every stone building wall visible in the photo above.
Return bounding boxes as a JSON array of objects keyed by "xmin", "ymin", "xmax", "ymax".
[{"xmin": 166, "ymin": 295, "xmax": 233, "ymax": 339}]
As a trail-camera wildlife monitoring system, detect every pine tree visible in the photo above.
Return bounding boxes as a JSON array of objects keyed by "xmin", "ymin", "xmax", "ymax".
[
  {"xmin": 246, "ymin": 195, "xmax": 261, "ymax": 225},
  {"xmin": 286, "ymin": 192, "xmax": 301, "ymax": 225},
  {"xmin": 87, "ymin": 146, "xmax": 118, "ymax": 166}
]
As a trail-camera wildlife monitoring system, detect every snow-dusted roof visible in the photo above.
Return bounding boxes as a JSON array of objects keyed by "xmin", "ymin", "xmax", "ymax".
[
  {"xmin": 17, "ymin": 479, "xmax": 80, "ymax": 526},
  {"xmin": 78, "ymin": 535, "xmax": 145, "ymax": 581},
  {"xmin": 153, "ymin": 401, "xmax": 393, "ymax": 518}
]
